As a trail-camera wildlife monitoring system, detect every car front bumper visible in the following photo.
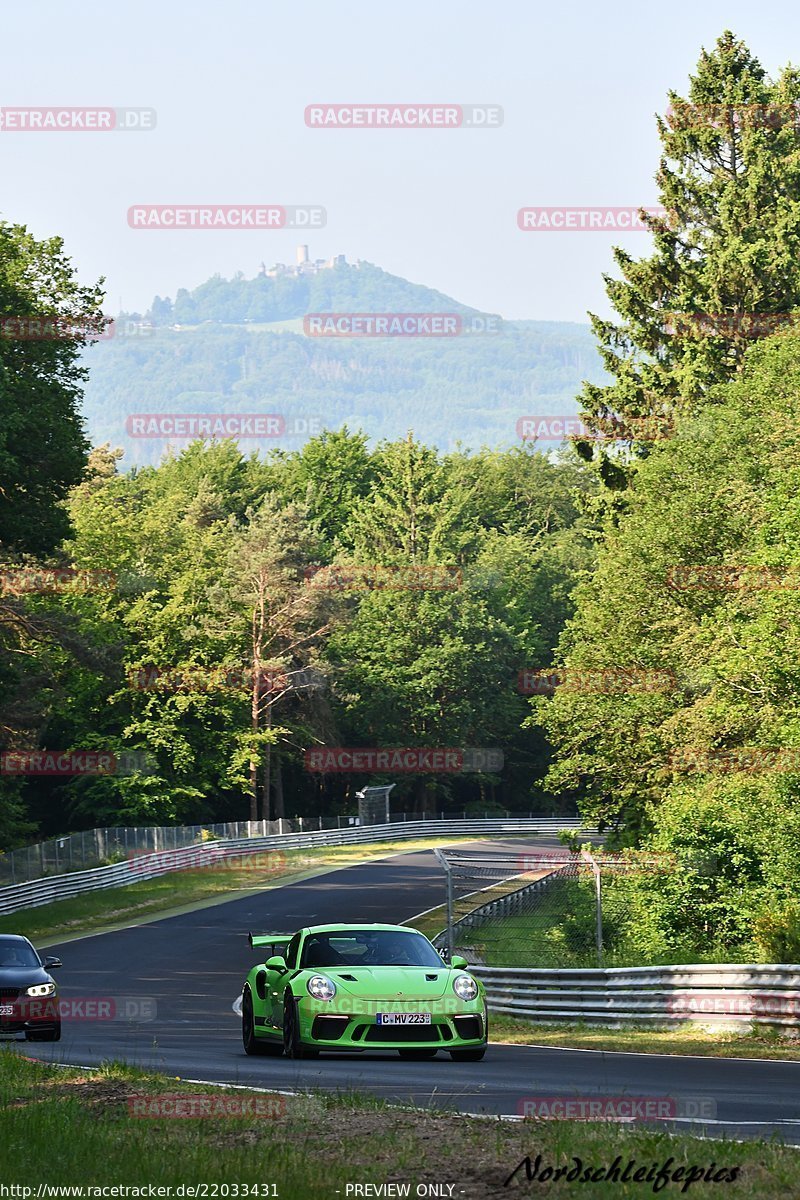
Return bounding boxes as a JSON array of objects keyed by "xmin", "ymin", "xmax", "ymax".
[
  {"xmin": 0, "ymin": 997, "xmax": 60, "ymax": 1036},
  {"xmin": 297, "ymin": 997, "xmax": 487, "ymax": 1051}
]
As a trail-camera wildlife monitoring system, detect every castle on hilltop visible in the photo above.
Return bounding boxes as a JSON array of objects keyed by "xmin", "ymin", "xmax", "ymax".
[{"xmin": 259, "ymin": 245, "xmax": 360, "ymax": 280}]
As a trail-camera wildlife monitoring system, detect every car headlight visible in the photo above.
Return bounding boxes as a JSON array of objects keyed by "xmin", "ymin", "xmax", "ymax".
[
  {"xmin": 26, "ymin": 983, "xmax": 56, "ymax": 997},
  {"xmin": 306, "ymin": 974, "xmax": 337, "ymax": 1001},
  {"xmin": 452, "ymin": 973, "xmax": 478, "ymax": 1002}
]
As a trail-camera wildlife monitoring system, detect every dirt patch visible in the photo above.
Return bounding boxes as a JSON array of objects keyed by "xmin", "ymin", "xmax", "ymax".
[
  {"xmin": 46, "ymin": 1076, "xmax": 156, "ymax": 1109},
  {"xmin": 208, "ymin": 1102, "xmax": 525, "ymax": 1199}
]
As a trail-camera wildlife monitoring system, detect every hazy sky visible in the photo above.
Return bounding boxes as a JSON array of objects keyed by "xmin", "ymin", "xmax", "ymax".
[{"xmin": 2, "ymin": 2, "xmax": 797, "ymax": 322}]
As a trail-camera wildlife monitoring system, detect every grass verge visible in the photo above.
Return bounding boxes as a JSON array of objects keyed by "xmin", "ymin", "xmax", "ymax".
[
  {"xmin": 491, "ymin": 1015, "xmax": 800, "ymax": 1061},
  {"xmin": 1, "ymin": 1051, "xmax": 796, "ymax": 1198}
]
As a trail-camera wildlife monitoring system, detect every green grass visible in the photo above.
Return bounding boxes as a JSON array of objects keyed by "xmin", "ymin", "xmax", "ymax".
[
  {"xmin": 432, "ymin": 878, "xmax": 754, "ymax": 970},
  {"xmin": 407, "ymin": 876, "xmax": 604, "ymax": 968},
  {"xmin": 0, "ymin": 836, "xmax": 483, "ymax": 945},
  {"xmin": 1, "ymin": 1051, "xmax": 797, "ymax": 1197},
  {"xmin": 491, "ymin": 1015, "xmax": 800, "ymax": 1061},
  {"xmin": 403, "ymin": 869, "xmax": 551, "ymax": 943}
]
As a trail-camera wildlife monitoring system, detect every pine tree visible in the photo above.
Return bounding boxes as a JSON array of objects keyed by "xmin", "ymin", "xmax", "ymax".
[{"xmin": 580, "ymin": 31, "xmax": 800, "ymax": 462}]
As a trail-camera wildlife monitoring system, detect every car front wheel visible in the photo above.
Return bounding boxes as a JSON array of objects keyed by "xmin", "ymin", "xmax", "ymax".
[
  {"xmin": 282, "ymin": 995, "xmax": 319, "ymax": 1060},
  {"xmin": 242, "ymin": 990, "xmax": 282, "ymax": 1056},
  {"xmin": 449, "ymin": 1046, "xmax": 486, "ymax": 1061}
]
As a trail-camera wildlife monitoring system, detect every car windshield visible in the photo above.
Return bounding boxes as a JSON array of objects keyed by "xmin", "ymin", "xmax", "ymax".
[
  {"xmin": 0, "ymin": 938, "xmax": 40, "ymax": 968},
  {"xmin": 301, "ymin": 930, "xmax": 443, "ymax": 969}
]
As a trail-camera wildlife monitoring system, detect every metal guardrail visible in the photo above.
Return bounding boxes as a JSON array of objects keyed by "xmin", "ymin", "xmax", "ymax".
[
  {"xmin": 0, "ymin": 818, "xmax": 589, "ymax": 916},
  {"xmin": 432, "ymin": 860, "xmax": 574, "ymax": 958},
  {"xmin": 472, "ymin": 963, "xmax": 800, "ymax": 1030},
  {"xmin": 0, "ymin": 812, "xmax": 579, "ymax": 885}
]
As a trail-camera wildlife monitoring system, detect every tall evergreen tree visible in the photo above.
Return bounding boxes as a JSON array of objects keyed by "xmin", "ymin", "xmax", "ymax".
[{"xmin": 579, "ymin": 32, "xmax": 800, "ymax": 469}]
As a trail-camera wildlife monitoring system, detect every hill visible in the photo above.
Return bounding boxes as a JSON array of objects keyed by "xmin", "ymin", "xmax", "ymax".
[{"xmin": 81, "ymin": 261, "xmax": 605, "ymax": 464}]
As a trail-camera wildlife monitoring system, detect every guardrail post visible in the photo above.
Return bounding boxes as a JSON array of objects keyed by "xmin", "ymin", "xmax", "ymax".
[
  {"xmin": 434, "ymin": 848, "xmax": 454, "ymax": 961},
  {"xmin": 581, "ymin": 849, "xmax": 603, "ymax": 967}
]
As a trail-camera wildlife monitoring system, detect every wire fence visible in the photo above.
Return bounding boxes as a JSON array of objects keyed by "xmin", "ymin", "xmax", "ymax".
[
  {"xmin": 434, "ymin": 846, "xmax": 701, "ymax": 968},
  {"xmin": 0, "ymin": 810, "xmax": 560, "ymax": 886}
]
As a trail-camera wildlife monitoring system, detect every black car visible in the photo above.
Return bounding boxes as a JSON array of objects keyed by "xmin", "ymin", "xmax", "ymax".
[{"xmin": 0, "ymin": 934, "xmax": 62, "ymax": 1041}]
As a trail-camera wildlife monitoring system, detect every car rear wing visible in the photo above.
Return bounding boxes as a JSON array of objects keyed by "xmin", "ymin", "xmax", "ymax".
[{"xmin": 248, "ymin": 932, "xmax": 292, "ymax": 952}]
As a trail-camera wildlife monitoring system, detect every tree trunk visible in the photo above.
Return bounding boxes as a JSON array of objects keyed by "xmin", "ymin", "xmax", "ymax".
[
  {"xmin": 249, "ymin": 666, "xmax": 259, "ymax": 822},
  {"xmin": 260, "ymin": 700, "xmax": 273, "ymax": 822},
  {"xmin": 273, "ymin": 755, "xmax": 284, "ymax": 821}
]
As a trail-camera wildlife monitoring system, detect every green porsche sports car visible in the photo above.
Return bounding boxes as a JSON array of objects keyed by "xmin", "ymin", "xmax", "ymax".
[{"xmin": 241, "ymin": 923, "xmax": 488, "ymax": 1061}]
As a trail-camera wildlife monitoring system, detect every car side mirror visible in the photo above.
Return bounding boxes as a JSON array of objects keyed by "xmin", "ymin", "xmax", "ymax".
[
  {"xmin": 266, "ymin": 955, "xmax": 287, "ymax": 972},
  {"xmin": 43, "ymin": 956, "xmax": 62, "ymax": 970},
  {"xmin": 450, "ymin": 955, "xmax": 468, "ymax": 969}
]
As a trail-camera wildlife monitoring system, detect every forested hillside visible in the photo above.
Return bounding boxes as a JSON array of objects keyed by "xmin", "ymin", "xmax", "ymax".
[{"xmin": 82, "ymin": 262, "xmax": 603, "ymax": 463}]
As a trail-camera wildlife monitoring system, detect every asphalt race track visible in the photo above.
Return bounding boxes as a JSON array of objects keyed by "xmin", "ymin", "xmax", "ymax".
[{"xmin": 17, "ymin": 838, "xmax": 800, "ymax": 1145}]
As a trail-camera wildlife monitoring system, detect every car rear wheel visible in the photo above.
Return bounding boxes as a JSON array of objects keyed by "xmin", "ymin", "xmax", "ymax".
[
  {"xmin": 449, "ymin": 1046, "xmax": 486, "ymax": 1061},
  {"xmin": 242, "ymin": 990, "xmax": 282, "ymax": 1056},
  {"xmin": 283, "ymin": 995, "xmax": 319, "ymax": 1059},
  {"xmin": 397, "ymin": 1048, "xmax": 438, "ymax": 1059},
  {"xmin": 26, "ymin": 1023, "xmax": 61, "ymax": 1043}
]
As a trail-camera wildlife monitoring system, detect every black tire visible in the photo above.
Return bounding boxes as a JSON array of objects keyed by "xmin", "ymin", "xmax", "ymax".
[
  {"xmin": 398, "ymin": 1048, "xmax": 438, "ymax": 1059},
  {"xmin": 449, "ymin": 1046, "xmax": 486, "ymax": 1061},
  {"xmin": 282, "ymin": 994, "xmax": 319, "ymax": 1059},
  {"xmin": 26, "ymin": 1023, "xmax": 61, "ymax": 1043},
  {"xmin": 242, "ymin": 990, "xmax": 282, "ymax": 1056}
]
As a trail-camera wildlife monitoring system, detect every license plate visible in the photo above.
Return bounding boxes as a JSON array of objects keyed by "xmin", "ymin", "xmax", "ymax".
[
  {"xmin": 376, "ymin": 1013, "xmax": 431, "ymax": 1025},
  {"xmin": 0, "ymin": 1006, "xmax": 14, "ymax": 1016}
]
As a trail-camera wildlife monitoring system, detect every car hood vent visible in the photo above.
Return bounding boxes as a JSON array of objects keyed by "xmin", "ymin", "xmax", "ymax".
[{"xmin": 329, "ymin": 967, "xmax": 451, "ymax": 999}]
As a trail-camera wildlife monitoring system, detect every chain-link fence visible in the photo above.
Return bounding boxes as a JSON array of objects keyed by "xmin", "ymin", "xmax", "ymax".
[
  {"xmin": 433, "ymin": 846, "xmax": 695, "ymax": 968},
  {"xmin": 0, "ymin": 810, "xmax": 548, "ymax": 886}
]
